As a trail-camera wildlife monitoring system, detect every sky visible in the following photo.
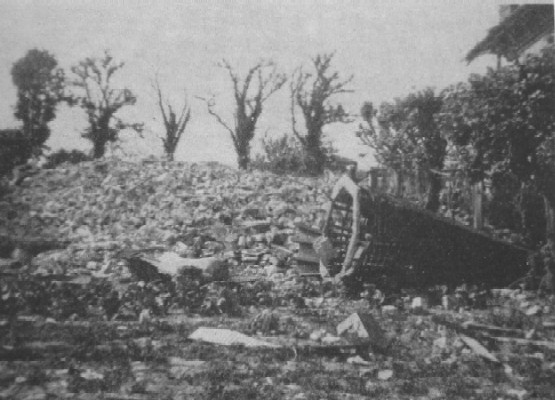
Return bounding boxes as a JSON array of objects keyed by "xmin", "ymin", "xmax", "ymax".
[{"xmin": 0, "ymin": 0, "xmax": 535, "ymax": 168}]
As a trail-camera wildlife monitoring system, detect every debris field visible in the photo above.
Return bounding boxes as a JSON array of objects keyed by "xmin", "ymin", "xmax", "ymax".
[{"xmin": 0, "ymin": 159, "xmax": 554, "ymax": 400}]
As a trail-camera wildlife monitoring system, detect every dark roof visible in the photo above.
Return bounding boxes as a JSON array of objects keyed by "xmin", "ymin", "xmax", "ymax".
[{"xmin": 466, "ymin": 4, "xmax": 554, "ymax": 63}]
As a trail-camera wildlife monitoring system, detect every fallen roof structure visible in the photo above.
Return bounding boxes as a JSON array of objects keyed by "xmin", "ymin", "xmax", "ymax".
[{"xmin": 321, "ymin": 175, "xmax": 529, "ymax": 289}]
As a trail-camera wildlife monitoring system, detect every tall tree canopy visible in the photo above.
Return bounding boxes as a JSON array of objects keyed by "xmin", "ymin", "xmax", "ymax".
[
  {"xmin": 291, "ymin": 52, "xmax": 352, "ymax": 175},
  {"xmin": 201, "ymin": 59, "xmax": 286, "ymax": 170},
  {"xmin": 439, "ymin": 45, "xmax": 555, "ymax": 238},
  {"xmin": 11, "ymin": 49, "xmax": 65, "ymax": 153},
  {"xmin": 358, "ymin": 88, "xmax": 446, "ymax": 211},
  {"xmin": 70, "ymin": 50, "xmax": 142, "ymax": 159}
]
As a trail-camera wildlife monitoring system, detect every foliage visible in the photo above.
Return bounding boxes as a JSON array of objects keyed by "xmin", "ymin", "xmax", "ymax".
[
  {"xmin": 251, "ymin": 134, "xmax": 307, "ymax": 175},
  {"xmin": 481, "ymin": 171, "xmax": 546, "ymax": 246},
  {"xmin": 11, "ymin": 49, "xmax": 65, "ymax": 153},
  {"xmin": 484, "ymin": 171, "xmax": 521, "ymax": 231},
  {"xmin": 290, "ymin": 52, "xmax": 353, "ymax": 175},
  {"xmin": 153, "ymin": 78, "xmax": 191, "ymax": 161},
  {"xmin": 439, "ymin": 45, "xmax": 555, "ymax": 237},
  {"xmin": 201, "ymin": 60, "xmax": 286, "ymax": 170},
  {"xmin": 252, "ymin": 133, "xmax": 341, "ymax": 175},
  {"xmin": 358, "ymin": 88, "xmax": 446, "ymax": 211},
  {"xmin": 69, "ymin": 50, "xmax": 143, "ymax": 159},
  {"xmin": 0, "ymin": 129, "xmax": 33, "ymax": 178},
  {"xmin": 43, "ymin": 149, "xmax": 91, "ymax": 169}
]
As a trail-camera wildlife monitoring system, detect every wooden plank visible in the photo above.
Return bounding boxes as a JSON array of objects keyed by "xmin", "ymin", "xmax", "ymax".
[
  {"xmin": 460, "ymin": 335, "xmax": 500, "ymax": 363},
  {"xmin": 488, "ymin": 336, "xmax": 555, "ymax": 351},
  {"xmin": 290, "ymin": 234, "xmax": 316, "ymax": 245},
  {"xmin": 294, "ymin": 251, "xmax": 320, "ymax": 265}
]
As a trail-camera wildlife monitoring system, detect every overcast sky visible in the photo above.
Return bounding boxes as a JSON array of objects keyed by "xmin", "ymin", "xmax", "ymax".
[{"xmin": 0, "ymin": 0, "xmax": 531, "ymax": 168}]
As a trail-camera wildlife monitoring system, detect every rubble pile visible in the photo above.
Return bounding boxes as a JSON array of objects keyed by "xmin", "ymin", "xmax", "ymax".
[
  {"xmin": 0, "ymin": 159, "xmax": 554, "ymax": 399},
  {"xmin": 0, "ymin": 158, "xmax": 331, "ymax": 249},
  {"xmin": 0, "ymin": 159, "xmax": 339, "ymax": 318}
]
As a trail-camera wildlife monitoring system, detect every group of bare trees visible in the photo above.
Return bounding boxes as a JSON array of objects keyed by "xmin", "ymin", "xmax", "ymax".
[
  {"xmin": 8, "ymin": 49, "xmax": 191, "ymax": 163},
  {"xmin": 9, "ymin": 50, "xmax": 144, "ymax": 160},
  {"xmin": 9, "ymin": 48, "xmax": 352, "ymax": 173},
  {"xmin": 200, "ymin": 52, "xmax": 352, "ymax": 174}
]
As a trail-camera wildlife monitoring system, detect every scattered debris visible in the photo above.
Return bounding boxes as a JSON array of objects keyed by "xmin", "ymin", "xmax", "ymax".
[
  {"xmin": 337, "ymin": 312, "xmax": 389, "ymax": 351},
  {"xmin": 0, "ymin": 160, "xmax": 553, "ymax": 398},
  {"xmin": 249, "ymin": 310, "xmax": 281, "ymax": 334},
  {"xmin": 188, "ymin": 327, "xmax": 281, "ymax": 348},
  {"xmin": 377, "ymin": 369, "xmax": 393, "ymax": 381},
  {"xmin": 459, "ymin": 334, "xmax": 500, "ymax": 363},
  {"xmin": 346, "ymin": 355, "xmax": 372, "ymax": 366},
  {"xmin": 167, "ymin": 358, "xmax": 208, "ymax": 379},
  {"xmin": 139, "ymin": 253, "xmax": 229, "ymax": 281}
]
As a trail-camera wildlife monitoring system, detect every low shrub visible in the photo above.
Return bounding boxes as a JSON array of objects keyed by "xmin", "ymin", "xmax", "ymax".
[
  {"xmin": 252, "ymin": 134, "xmax": 307, "ymax": 175},
  {"xmin": 44, "ymin": 149, "xmax": 91, "ymax": 169}
]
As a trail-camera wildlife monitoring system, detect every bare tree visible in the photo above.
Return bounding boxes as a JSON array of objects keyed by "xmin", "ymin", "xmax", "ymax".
[
  {"xmin": 291, "ymin": 52, "xmax": 353, "ymax": 175},
  {"xmin": 199, "ymin": 59, "xmax": 286, "ymax": 169},
  {"xmin": 70, "ymin": 50, "xmax": 142, "ymax": 159},
  {"xmin": 153, "ymin": 78, "xmax": 191, "ymax": 161}
]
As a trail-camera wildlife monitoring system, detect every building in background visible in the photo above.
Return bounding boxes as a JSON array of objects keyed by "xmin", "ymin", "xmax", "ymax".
[{"xmin": 466, "ymin": 4, "xmax": 554, "ymax": 66}]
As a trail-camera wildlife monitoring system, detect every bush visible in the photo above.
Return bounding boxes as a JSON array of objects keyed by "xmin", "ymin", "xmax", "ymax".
[
  {"xmin": 44, "ymin": 149, "xmax": 91, "ymax": 169},
  {"xmin": 0, "ymin": 129, "xmax": 33, "ymax": 178},
  {"xmin": 251, "ymin": 134, "xmax": 307, "ymax": 175},
  {"xmin": 252, "ymin": 133, "xmax": 343, "ymax": 176}
]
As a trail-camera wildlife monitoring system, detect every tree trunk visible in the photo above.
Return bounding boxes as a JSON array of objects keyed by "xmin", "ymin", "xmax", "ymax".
[
  {"xmin": 304, "ymin": 146, "xmax": 325, "ymax": 175},
  {"xmin": 303, "ymin": 132, "xmax": 325, "ymax": 175},
  {"xmin": 92, "ymin": 139, "xmax": 106, "ymax": 159},
  {"xmin": 473, "ymin": 181, "xmax": 484, "ymax": 230},
  {"xmin": 166, "ymin": 151, "xmax": 174, "ymax": 162},
  {"xmin": 395, "ymin": 169, "xmax": 403, "ymax": 197},
  {"xmin": 236, "ymin": 145, "xmax": 250, "ymax": 170},
  {"xmin": 425, "ymin": 170, "xmax": 442, "ymax": 212},
  {"xmin": 545, "ymin": 195, "xmax": 555, "ymax": 241}
]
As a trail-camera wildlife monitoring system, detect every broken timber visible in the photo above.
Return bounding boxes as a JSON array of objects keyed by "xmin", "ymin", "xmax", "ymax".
[
  {"xmin": 0, "ymin": 235, "xmax": 70, "ymax": 258},
  {"xmin": 321, "ymin": 174, "xmax": 528, "ymax": 288}
]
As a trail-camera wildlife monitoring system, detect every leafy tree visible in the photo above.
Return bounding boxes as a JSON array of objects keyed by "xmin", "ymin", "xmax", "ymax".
[
  {"xmin": 290, "ymin": 52, "xmax": 353, "ymax": 175},
  {"xmin": 358, "ymin": 88, "xmax": 446, "ymax": 211},
  {"xmin": 153, "ymin": 78, "xmax": 191, "ymax": 161},
  {"xmin": 11, "ymin": 49, "xmax": 65, "ymax": 153},
  {"xmin": 439, "ymin": 45, "xmax": 555, "ymax": 240},
  {"xmin": 200, "ymin": 60, "xmax": 286, "ymax": 170},
  {"xmin": 69, "ymin": 51, "xmax": 142, "ymax": 159}
]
